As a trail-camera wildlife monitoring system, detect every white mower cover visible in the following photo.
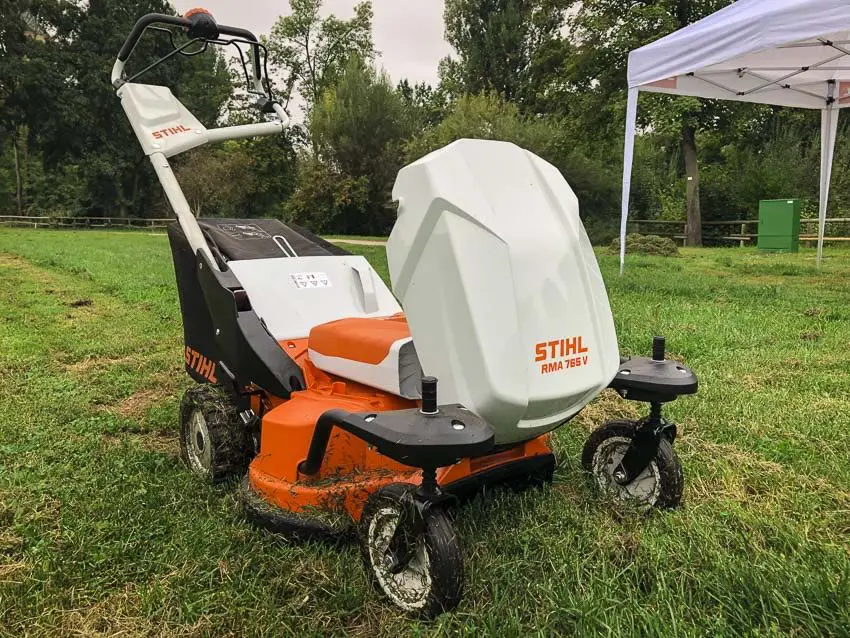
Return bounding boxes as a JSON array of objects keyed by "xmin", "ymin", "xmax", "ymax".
[{"xmin": 389, "ymin": 139, "xmax": 620, "ymax": 445}]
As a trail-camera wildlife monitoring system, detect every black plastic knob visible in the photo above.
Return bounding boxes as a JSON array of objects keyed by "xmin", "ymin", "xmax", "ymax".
[
  {"xmin": 652, "ymin": 336, "xmax": 666, "ymax": 362},
  {"xmin": 421, "ymin": 376, "xmax": 438, "ymax": 414}
]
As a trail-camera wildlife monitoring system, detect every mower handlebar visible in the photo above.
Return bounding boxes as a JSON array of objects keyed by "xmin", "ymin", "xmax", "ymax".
[
  {"xmin": 218, "ymin": 24, "xmax": 262, "ymax": 45},
  {"xmin": 117, "ymin": 13, "xmax": 188, "ymax": 61},
  {"xmin": 114, "ymin": 11, "xmax": 263, "ymax": 87}
]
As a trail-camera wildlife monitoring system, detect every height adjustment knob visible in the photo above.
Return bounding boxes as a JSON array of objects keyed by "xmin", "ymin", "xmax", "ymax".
[
  {"xmin": 652, "ymin": 336, "xmax": 666, "ymax": 362},
  {"xmin": 421, "ymin": 376, "xmax": 438, "ymax": 415}
]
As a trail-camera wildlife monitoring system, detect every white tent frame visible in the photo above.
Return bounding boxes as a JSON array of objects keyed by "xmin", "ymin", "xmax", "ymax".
[{"xmin": 620, "ymin": 0, "xmax": 850, "ymax": 274}]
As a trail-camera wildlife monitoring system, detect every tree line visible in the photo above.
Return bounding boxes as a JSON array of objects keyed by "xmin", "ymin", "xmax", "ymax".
[{"xmin": 2, "ymin": 0, "xmax": 848, "ymax": 244}]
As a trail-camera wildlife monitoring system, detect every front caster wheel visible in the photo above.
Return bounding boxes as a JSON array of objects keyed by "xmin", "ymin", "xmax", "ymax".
[
  {"xmin": 581, "ymin": 420, "xmax": 683, "ymax": 510},
  {"xmin": 358, "ymin": 483, "xmax": 463, "ymax": 618},
  {"xmin": 179, "ymin": 384, "xmax": 252, "ymax": 483}
]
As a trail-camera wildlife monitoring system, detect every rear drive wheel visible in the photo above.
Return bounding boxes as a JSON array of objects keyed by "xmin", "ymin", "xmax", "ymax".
[
  {"xmin": 179, "ymin": 384, "xmax": 252, "ymax": 483},
  {"xmin": 581, "ymin": 420, "xmax": 683, "ymax": 510},
  {"xmin": 359, "ymin": 483, "xmax": 463, "ymax": 618}
]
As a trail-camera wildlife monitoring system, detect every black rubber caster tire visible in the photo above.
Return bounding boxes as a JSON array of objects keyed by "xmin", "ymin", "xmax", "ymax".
[
  {"xmin": 581, "ymin": 420, "xmax": 684, "ymax": 510},
  {"xmin": 358, "ymin": 483, "xmax": 463, "ymax": 619},
  {"xmin": 179, "ymin": 384, "xmax": 252, "ymax": 483}
]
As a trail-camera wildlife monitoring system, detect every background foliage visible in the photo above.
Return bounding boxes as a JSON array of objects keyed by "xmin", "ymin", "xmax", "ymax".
[{"xmin": 0, "ymin": 0, "xmax": 842, "ymax": 242}]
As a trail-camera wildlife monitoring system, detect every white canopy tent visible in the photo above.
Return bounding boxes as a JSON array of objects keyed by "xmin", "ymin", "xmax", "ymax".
[{"xmin": 620, "ymin": 0, "xmax": 850, "ymax": 273}]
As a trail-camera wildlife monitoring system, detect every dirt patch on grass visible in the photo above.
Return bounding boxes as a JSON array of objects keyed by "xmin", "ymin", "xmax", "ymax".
[
  {"xmin": 682, "ymin": 438, "xmax": 849, "ymax": 517},
  {"xmin": 55, "ymin": 583, "xmax": 212, "ymax": 637},
  {"xmin": 0, "ymin": 254, "xmax": 69, "ymax": 289},
  {"xmin": 61, "ymin": 299, "xmax": 108, "ymax": 325},
  {"xmin": 687, "ymin": 439, "xmax": 784, "ymax": 474},
  {"xmin": 62, "ymin": 353, "xmax": 139, "ymax": 374},
  {"xmin": 102, "ymin": 431, "xmax": 178, "ymax": 456},
  {"xmin": 0, "ymin": 254, "xmax": 31, "ymax": 268},
  {"xmin": 105, "ymin": 387, "xmax": 174, "ymax": 419},
  {"xmin": 0, "ymin": 255, "xmax": 117, "ymax": 327},
  {"xmin": 740, "ymin": 374, "xmax": 764, "ymax": 391}
]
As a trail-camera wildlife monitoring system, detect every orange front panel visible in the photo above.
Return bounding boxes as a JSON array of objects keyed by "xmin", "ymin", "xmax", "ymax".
[
  {"xmin": 250, "ymin": 373, "xmax": 422, "ymax": 519},
  {"xmin": 438, "ymin": 435, "xmax": 553, "ymax": 485},
  {"xmin": 253, "ymin": 348, "xmax": 418, "ymax": 485}
]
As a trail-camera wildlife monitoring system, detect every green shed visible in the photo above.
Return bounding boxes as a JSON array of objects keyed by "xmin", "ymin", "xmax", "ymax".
[{"xmin": 758, "ymin": 199, "xmax": 801, "ymax": 253}]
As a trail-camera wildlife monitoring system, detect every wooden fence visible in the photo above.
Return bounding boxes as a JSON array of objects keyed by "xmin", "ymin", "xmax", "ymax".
[
  {"xmin": 3, "ymin": 214, "xmax": 849, "ymax": 246},
  {"xmin": 628, "ymin": 218, "xmax": 850, "ymax": 246},
  {"xmin": 0, "ymin": 215, "xmax": 172, "ymax": 230}
]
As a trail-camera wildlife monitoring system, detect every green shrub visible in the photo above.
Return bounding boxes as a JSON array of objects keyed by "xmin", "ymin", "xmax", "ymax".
[{"xmin": 610, "ymin": 233, "xmax": 679, "ymax": 256}]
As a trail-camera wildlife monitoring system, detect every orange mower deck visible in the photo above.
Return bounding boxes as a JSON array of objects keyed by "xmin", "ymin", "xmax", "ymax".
[{"xmin": 243, "ymin": 338, "xmax": 555, "ymax": 536}]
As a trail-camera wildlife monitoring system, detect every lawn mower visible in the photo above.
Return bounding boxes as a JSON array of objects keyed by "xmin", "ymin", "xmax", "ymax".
[{"xmin": 113, "ymin": 10, "xmax": 698, "ymax": 617}]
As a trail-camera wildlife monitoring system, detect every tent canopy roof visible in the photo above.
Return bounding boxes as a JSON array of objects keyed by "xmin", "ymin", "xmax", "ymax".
[
  {"xmin": 628, "ymin": 0, "xmax": 850, "ymax": 109},
  {"xmin": 620, "ymin": 0, "xmax": 842, "ymax": 273}
]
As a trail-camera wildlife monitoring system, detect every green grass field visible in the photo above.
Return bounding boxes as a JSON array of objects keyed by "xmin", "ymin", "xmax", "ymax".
[{"xmin": 0, "ymin": 229, "xmax": 848, "ymax": 637}]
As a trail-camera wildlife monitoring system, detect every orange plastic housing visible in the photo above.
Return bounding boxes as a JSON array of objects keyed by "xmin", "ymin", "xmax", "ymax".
[{"xmin": 247, "ymin": 338, "xmax": 553, "ymax": 522}]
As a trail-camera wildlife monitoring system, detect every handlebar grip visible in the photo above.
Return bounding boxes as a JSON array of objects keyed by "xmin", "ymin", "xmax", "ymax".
[
  {"xmin": 118, "ymin": 13, "xmax": 190, "ymax": 61},
  {"xmin": 218, "ymin": 24, "xmax": 260, "ymax": 43}
]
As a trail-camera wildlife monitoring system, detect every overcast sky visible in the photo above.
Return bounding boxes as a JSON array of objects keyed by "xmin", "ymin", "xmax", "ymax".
[{"xmin": 171, "ymin": 1, "xmax": 452, "ymax": 86}]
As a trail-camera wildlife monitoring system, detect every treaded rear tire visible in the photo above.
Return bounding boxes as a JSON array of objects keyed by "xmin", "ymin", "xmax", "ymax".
[{"xmin": 179, "ymin": 384, "xmax": 252, "ymax": 483}]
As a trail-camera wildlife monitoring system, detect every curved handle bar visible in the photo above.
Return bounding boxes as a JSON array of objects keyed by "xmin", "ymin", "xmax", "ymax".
[
  {"xmin": 117, "ymin": 13, "xmax": 189, "ymax": 61},
  {"xmin": 114, "ymin": 12, "xmax": 263, "ymax": 86}
]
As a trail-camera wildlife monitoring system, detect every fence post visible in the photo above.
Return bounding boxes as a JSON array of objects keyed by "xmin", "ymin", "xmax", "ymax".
[{"xmin": 740, "ymin": 223, "xmax": 746, "ymax": 248}]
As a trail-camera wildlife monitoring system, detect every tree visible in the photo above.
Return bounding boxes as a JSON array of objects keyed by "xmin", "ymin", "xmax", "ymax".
[
  {"xmin": 405, "ymin": 92, "xmax": 552, "ymax": 161},
  {"xmin": 0, "ymin": 0, "xmax": 57, "ymax": 215},
  {"xmin": 174, "ymin": 145, "xmax": 256, "ymax": 218},
  {"xmin": 237, "ymin": 131, "xmax": 301, "ymax": 218},
  {"xmin": 285, "ymin": 157, "xmax": 370, "ymax": 234},
  {"xmin": 38, "ymin": 0, "xmax": 233, "ymax": 218},
  {"xmin": 267, "ymin": 0, "xmax": 374, "ymax": 131},
  {"xmin": 396, "ymin": 80, "xmax": 448, "ymax": 130},
  {"xmin": 306, "ymin": 57, "xmax": 414, "ymax": 234},
  {"xmin": 442, "ymin": 0, "xmax": 567, "ymax": 108},
  {"xmin": 566, "ymin": 0, "xmax": 736, "ymax": 246},
  {"xmin": 405, "ymin": 92, "xmax": 620, "ymax": 238}
]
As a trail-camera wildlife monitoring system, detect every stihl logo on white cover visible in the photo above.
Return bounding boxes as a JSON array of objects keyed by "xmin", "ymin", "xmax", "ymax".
[{"xmin": 152, "ymin": 125, "xmax": 191, "ymax": 139}]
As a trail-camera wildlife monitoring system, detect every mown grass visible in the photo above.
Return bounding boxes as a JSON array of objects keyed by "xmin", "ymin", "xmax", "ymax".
[{"xmin": 0, "ymin": 229, "xmax": 848, "ymax": 637}]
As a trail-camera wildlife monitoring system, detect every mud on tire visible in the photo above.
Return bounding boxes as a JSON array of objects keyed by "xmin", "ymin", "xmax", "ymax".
[
  {"xmin": 179, "ymin": 384, "xmax": 253, "ymax": 483},
  {"xmin": 581, "ymin": 420, "xmax": 684, "ymax": 510},
  {"xmin": 358, "ymin": 483, "xmax": 464, "ymax": 619}
]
